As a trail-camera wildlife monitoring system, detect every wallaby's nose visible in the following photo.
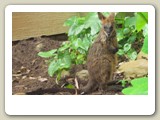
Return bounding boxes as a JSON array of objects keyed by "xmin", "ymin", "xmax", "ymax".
[{"xmin": 106, "ymin": 29, "xmax": 112, "ymax": 36}]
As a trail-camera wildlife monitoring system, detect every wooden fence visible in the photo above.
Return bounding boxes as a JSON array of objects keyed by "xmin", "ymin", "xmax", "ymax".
[{"xmin": 12, "ymin": 12, "xmax": 87, "ymax": 41}]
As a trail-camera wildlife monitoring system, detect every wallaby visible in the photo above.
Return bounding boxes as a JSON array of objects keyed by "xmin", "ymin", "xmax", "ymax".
[{"xmin": 81, "ymin": 12, "xmax": 118, "ymax": 94}]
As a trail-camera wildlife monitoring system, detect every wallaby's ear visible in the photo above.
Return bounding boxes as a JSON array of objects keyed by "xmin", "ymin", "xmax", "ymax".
[
  {"xmin": 98, "ymin": 12, "xmax": 106, "ymax": 21},
  {"xmin": 109, "ymin": 12, "xmax": 115, "ymax": 20}
]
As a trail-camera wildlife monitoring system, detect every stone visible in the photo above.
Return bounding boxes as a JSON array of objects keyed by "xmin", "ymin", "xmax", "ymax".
[
  {"xmin": 118, "ymin": 59, "xmax": 148, "ymax": 80},
  {"xmin": 137, "ymin": 51, "xmax": 148, "ymax": 60},
  {"xmin": 76, "ymin": 70, "xmax": 89, "ymax": 82},
  {"xmin": 35, "ymin": 43, "xmax": 44, "ymax": 52},
  {"xmin": 61, "ymin": 70, "xmax": 70, "ymax": 79}
]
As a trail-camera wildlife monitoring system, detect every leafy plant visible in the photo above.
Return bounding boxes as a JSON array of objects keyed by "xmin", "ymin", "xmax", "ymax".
[
  {"xmin": 117, "ymin": 12, "xmax": 148, "ymax": 95},
  {"xmin": 141, "ymin": 24, "xmax": 148, "ymax": 54},
  {"xmin": 38, "ymin": 13, "xmax": 108, "ymax": 81},
  {"xmin": 122, "ymin": 77, "xmax": 148, "ymax": 95},
  {"xmin": 116, "ymin": 12, "xmax": 148, "ymax": 60},
  {"xmin": 119, "ymin": 80, "xmax": 128, "ymax": 87}
]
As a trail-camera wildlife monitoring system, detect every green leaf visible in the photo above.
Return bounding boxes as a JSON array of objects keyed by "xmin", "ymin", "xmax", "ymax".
[
  {"xmin": 71, "ymin": 37, "xmax": 90, "ymax": 52},
  {"xmin": 128, "ymin": 35, "xmax": 136, "ymax": 43},
  {"xmin": 84, "ymin": 13, "xmax": 101, "ymax": 35},
  {"xmin": 123, "ymin": 28, "xmax": 130, "ymax": 35},
  {"xmin": 136, "ymin": 12, "xmax": 148, "ymax": 31},
  {"xmin": 70, "ymin": 51, "xmax": 76, "ymax": 61},
  {"xmin": 123, "ymin": 43, "xmax": 131, "ymax": 53},
  {"xmin": 75, "ymin": 25, "xmax": 85, "ymax": 35},
  {"xmin": 77, "ymin": 48, "xmax": 86, "ymax": 54},
  {"xmin": 141, "ymin": 35, "xmax": 148, "ymax": 54},
  {"xmin": 66, "ymin": 16, "xmax": 86, "ymax": 36},
  {"xmin": 125, "ymin": 17, "xmax": 136, "ymax": 27},
  {"xmin": 122, "ymin": 77, "xmax": 148, "ymax": 95},
  {"xmin": 71, "ymin": 38, "xmax": 82, "ymax": 49},
  {"xmin": 48, "ymin": 60, "xmax": 59, "ymax": 77},
  {"xmin": 78, "ymin": 37, "xmax": 92, "ymax": 51},
  {"xmin": 64, "ymin": 83, "xmax": 75, "ymax": 89},
  {"xmin": 119, "ymin": 80, "xmax": 128, "ymax": 87},
  {"xmin": 116, "ymin": 28, "xmax": 125, "ymax": 41},
  {"xmin": 56, "ymin": 70, "xmax": 62, "ymax": 81},
  {"xmin": 58, "ymin": 42, "xmax": 70, "ymax": 52},
  {"xmin": 67, "ymin": 17, "xmax": 82, "ymax": 36},
  {"xmin": 38, "ymin": 49, "xmax": 57, "ymax": 58},
  {"xmin": 48, "ymin": 51, "xmax": 71, "ymax": 77},
  {"xmin": 64, "ymin": 16, "xmax": 77, "ymax": 27},
  {"xmin": 117, "ymin": 49, "xmax": 125, "ymax": 56},
  {"xmin": 128, "ymin": 51, "xmax": 137, "ymax": 60},
  {"xmin": 60, "ymin": 53, "xmax": 71, "ymax": 69},
  {"xmin": 76, "ymin": 54, "xmax": 85, "ymax": 64},
  {"xmin": 78, "ymin": 41, "xmax": 86, "ymax": 51},
  {"xmin": 68, "ymin": 23, "xmax": 77, "ymax": 36},
  {"xmin": 141, "ymin": 24, "xmax": 148, "ymax": 54},
  {"xmin": 83, "ymin": 36, "xmax": 92, "ymax": 50},
  {"xmin": 58, "ymin": 51, "xmax": 71, "ymax": 69},
  {"xmin": 143, "ymin": 24, "xmax": 148, "ymax": 37},
  {"xmin": 116, "ymin": 12, "xmax": 134, "ymax": 20}
]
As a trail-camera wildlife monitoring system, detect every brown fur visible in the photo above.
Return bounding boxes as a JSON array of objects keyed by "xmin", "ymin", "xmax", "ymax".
[{"xmin": 81, "ymin": 12, "xmax": 118, "ymax": 94}]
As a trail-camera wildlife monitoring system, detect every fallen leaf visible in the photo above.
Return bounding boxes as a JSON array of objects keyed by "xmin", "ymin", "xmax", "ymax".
[
  {"xmin": 13, "ymin": 74, "xmax": 22, "ymax": 77},
  {"xmin": 22, "ymin": 76, "xmax": 27, "ymax": 79},
  {"xmin": 29, "ymin": 77, "xmax": 36, "ymax": 80},
  {"xmin": 38, "ymin": 76, "xmax": 48, "ymax": 82},
  {"xmin": 14, "ymin": 93, "xmax": 26, "ymax": 95},
  {"xmin": 15, "ymin": 85, "xmax": 25, "ymax": 88}
]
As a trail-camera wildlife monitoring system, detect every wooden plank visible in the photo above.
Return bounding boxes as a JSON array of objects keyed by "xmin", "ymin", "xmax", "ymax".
[{"xmin": 12, "ymin": 12, "xmax": 80, "ymax": 41}]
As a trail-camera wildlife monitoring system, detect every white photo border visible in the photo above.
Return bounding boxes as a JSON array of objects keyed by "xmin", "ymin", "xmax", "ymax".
[{"xmin": 5, "ymin": 5, "xmax": 155, "ymax": 115}]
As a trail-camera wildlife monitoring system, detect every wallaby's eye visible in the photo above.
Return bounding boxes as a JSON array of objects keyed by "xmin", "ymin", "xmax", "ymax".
[
  {"xmin": 104, "ymin": 25, "xmax": 113, "ymax": 30},
  {"xmin": 110, "ymin": 26, "xmax": 113, "ymax": 31},
  {"xmin": 104, "ymin": 26, "xmax": 107, "ymax": 29}
]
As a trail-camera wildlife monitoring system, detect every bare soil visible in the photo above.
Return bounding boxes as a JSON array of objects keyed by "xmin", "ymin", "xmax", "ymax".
[{"xmin": 12, "ymin": 34, "xmax": 124, "ymax": 95}]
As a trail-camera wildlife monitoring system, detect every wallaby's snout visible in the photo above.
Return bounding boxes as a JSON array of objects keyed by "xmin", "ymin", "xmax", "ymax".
[{"xmin": 104, "ymin": 24, "xmax": 113, "ymax": 37}]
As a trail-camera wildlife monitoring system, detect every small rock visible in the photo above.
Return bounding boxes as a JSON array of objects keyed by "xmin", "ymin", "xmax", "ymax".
[
  {"xmin": 19, "ymin": 66, "xmax": 30, "ymax": 75},
  {"xmin": 35, "ymin": 43, "xmax": 44, "ymax": 52},
  {"xmin": 76, "ymin": 70, "xmax": 89, "ymax": 82},
  {"xmin": 20, "ymin": 66, "xmax": 27, "ymax": 73},
  {"xmin": 61, "ymin": 70, "xmax": 70, "ymax": 79}
]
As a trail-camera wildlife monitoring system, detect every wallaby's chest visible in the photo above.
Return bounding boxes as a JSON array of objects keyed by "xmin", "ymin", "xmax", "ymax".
[{"xmin": 87, "ymin": 38, "xmax": 115, "ymax": 62}]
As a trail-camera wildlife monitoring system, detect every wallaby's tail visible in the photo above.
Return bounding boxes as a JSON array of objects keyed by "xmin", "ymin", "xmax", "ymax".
[{"xmin": 81, "ymin": 79, "xmax": 98, "ymax": 94}]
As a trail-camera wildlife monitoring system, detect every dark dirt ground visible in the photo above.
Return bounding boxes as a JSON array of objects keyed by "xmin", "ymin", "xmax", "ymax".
[{"xmin": 12, "ymin": 34, "xmax": 124, "ymax": 95}]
